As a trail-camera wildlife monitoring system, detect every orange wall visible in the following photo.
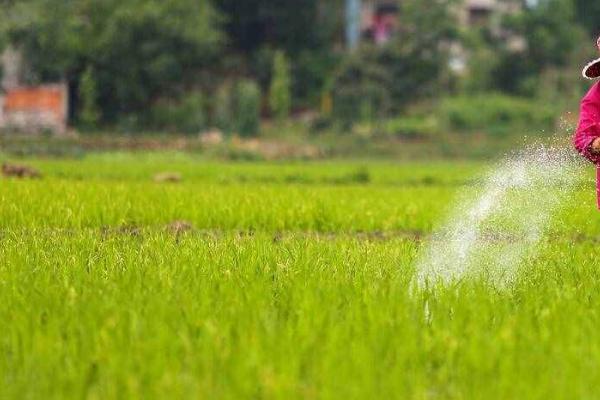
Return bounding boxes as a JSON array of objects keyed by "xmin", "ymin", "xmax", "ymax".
[{"xmin": 4, "ymin": 86, "xmax": 65, "ymax": 117}]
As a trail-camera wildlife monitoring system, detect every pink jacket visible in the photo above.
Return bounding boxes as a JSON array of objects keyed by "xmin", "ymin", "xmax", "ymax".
[{"xmin": 574, "ymin": 82, "xmax": 600, "ymax": 208}]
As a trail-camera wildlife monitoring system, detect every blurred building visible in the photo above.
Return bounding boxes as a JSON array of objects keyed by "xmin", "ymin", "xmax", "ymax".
[
  {"xmin": 452, "ymin": 0, "xmax": 525, "ymax": 74},
  {"xmin": 358, "ymin": 0, "xmax": 523, "ymax": 48},
  {"xmin": 0, "ymin": 47, "xmax": 68, "ymax": 135},
  {"xmin": 460, "ymin": 0, "xmax": 523, "ymax": 42},
  {"xmin": 360, "ymin": 2, "xmax": 399, "ymax": 46}
]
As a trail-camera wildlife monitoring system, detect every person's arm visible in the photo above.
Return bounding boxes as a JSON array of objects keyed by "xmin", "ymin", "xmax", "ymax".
[{"xmin": 574, "ymin": 98, "xmax": 600, "ymax": 164}]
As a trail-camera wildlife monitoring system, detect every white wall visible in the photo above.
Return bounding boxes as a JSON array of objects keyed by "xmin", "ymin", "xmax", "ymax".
[{"xmin": 1, "ymin": 47, "xmax": 22, "ymax": 90}]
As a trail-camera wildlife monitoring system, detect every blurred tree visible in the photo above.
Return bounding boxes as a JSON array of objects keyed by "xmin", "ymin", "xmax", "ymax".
[
  {"xmin": 0, "ymin": 0, "xmax": 222, "ymax": 124},
  {"xmin": 494, "ymin": 0, "xmax": 585, "ymax": 95},
  {"xmin": 234, "ymin": 79, "xmax": 261, "ymax": 137},
  {"xmin": 78, "ymin": 65, "xmax": 100, "ymax": 129},
  {"xmin": 573, "ymin": 0, "xmax": 600, "ymax": 37},
  {"xmin": 216, "ymin": 0, "xmax": 343, "ymax": 106},
  {"xmin": 458, "ymin": 29, "xmax": 500, "ymax": 93},
  {"xmin": 269, "ymin": 51, "xmax": 291, "ymax": 122},
  {"xmin": 213, "ymin": 78, "xmax": 261, "ymax": 136},
  {"xmin": 216, "ymin": 0, "xmax": 342, "ymax": 55},
  {"xmin": 330, "ymin": 0, "xmax": 458, "ymax": 123},
  {"xmin": 330, "ymin": 51, "xmax": 392, "ymax": 126},
  {"xmin": 147, "ymin": 92, "xmax": 207, "ymax": 134},
  {"xmin": 214, "ymin": 82, "xmax": 234, "ymax": 133}
]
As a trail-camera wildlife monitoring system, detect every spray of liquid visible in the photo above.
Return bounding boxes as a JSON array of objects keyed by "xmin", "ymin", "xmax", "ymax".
[{"xmin": 414, "ymin": 144, "xmax": 585, "ymax": 290}]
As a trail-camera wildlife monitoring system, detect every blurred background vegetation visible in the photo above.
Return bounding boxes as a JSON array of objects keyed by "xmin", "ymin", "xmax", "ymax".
[{"xmin": 0, "ymin": 0, "xmax": 597, "ymax": 158}]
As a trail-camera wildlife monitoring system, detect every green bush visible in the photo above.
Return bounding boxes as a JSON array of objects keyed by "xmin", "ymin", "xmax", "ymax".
[
  {"xmin": 233, "ymin": 79, "xmax": 261, "ymax": 137},
  {"xmin": 78, "ymin": 65, "xmax": 101, "ymax": 130},
  {"xmin": 330, "ymin": 53, "xmax": 392, "ymax": 127},
  {"xmin": 213, "ymin": 79, "xmax": 261, "ymax": 137},
  {"xmin": 1, "ymin": 0, "xmax": 223, "ymax": 125},
  {"xmin": 269, "ymin": 51, "xmax": 291, "ymax": 121},
  {"xmin": 440, "ymin": 95, "xmax": 557, "ymax": 135},
  {"xmin": 293, "ymin": 50, "xmax": 341, "ymax": 107},
  {"xmin": 329, "ymin": 0, "xmax": 455, "ymax": 126},
  {"xmin": 380, "ymin": 116, "xmax": 439, "ymax": 139},
  {"xmin": 214, "ymin": 82, "xmax": 234, "ymax": 133},
  {"xmin": 148, "ymin": 92, "xmax": 207, "ymax": 134}
]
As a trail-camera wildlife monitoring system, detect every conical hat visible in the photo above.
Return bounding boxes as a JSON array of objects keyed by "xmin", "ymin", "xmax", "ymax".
[{"xmin": 582, "ymin": 37, "xmax": 600, "ymax": 79}]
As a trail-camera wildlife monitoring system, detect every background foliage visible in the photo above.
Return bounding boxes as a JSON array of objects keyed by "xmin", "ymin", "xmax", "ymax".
[
  {"xmin": 0, "ymin": 0, "xmax": 596, "ymax": 134},
  {"xmin": 0, "ymin": 0, "xmax": 222, "ymax": 126}
]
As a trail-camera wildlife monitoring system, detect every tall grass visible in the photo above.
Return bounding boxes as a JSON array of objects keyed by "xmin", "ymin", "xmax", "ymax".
[{"xmin": 0, "ymin": 154, "xmax": 598, "ymax": 398}]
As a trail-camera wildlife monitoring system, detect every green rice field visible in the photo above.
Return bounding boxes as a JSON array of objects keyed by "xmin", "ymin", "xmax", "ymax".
[{"xmin": 1, "ymin": 153, "xmax": 600, "ymax": 399}]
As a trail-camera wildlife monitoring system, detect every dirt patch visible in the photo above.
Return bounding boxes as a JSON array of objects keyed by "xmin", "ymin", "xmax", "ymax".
[
  {"xmin": 101, "ymin": 224, "xmax": 142, "ymax": 238},
  {"xmin": 153, "ymin": 172, "xmax": 182, "ymax": 183},
  {"xmin": 165, "ymin": 220, "xmax": 194, "ymax": 235},
  {"xmin": 5, "ymin": 227, "xmax": 600, "ymax": 245},
  {"xmin": 1, "ymin": 163, "xmax": 42, "ymax": 179},
  {"xmin": 229, "ymin": 137, "xmax": 323, "ymax": 161}
]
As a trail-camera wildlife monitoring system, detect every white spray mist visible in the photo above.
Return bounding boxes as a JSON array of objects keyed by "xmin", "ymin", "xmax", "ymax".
[{"xmin": 414, "ymin": 144, "xmax": 585, "ymax": 289}]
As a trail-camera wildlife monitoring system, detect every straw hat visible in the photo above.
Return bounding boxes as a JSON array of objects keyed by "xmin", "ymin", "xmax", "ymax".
[{"xmin": 582, "ymin": 37, "xmax": 600, "ymax": 79}]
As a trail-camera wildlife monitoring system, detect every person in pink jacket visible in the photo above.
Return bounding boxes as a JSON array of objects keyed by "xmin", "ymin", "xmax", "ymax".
[{"xmin": 574, "ymin": 37, "xmax": 600, "ymax": 208}]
